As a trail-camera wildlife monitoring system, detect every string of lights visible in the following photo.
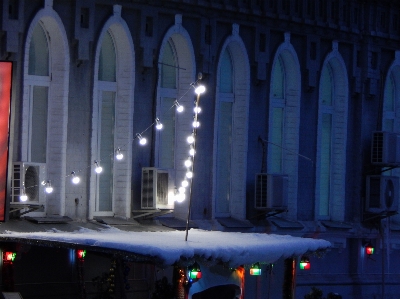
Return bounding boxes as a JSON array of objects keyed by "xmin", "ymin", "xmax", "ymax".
[{"xmin": 18, "ymin": 80, "xmax": 205, "ymax": 204}]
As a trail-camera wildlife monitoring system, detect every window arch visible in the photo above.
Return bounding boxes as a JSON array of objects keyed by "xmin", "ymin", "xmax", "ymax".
[
  {"xmin": 267, "ymin": 36, "xmax": 301, "ymax": 219},
  {"xmin": 155, "ymin": 18, "xmax": 196, "ymax": 220},
  {"xmin": 213, "ymin": 26, "xmax": 250, "ymax": 220},
  {"xmin": 90, "ymin": 10, "xmax": 135, "ymax": 219},
  {"xmin": 22, "ymin": 7, "xmax": 70, "ymax": 216},
  {"xmin": 316, "ymin": 44, "xmax": 348, "ymax": 221},
  {"xmin": 382, "ymin": 53, "xmax": 400, "ymax": 221}
]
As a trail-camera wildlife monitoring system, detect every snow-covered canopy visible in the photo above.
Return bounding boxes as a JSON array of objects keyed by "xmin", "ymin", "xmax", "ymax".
[{"xmin": 0, "ymin": 228, "xmax": 330, "ymax": 267}]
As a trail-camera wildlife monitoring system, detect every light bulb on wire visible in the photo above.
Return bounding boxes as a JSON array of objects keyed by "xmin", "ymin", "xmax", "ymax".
[
  {"xmin": 45, "ymin": 180, "xmax": 53, "ymax": 194},
  {"xmin": 181, "ymin": 180, "xmax": 189, "ymax": 188},
  {"xmin": 184, "ymin": 158, "xmax": 192, "ymax": 168},
  {"xmin": 174, "ymin": 100, "xmax": 184, "ymax": 113},
  {"xmin": 192, "ymin": 121, "xmax": 200, "ymax": 128},
  {"xmin": 187, "ymin": 135, "xmax": 195, "ymax": 144},
  {"xmin": 20, "ymin": 188, "xmax": 28, "ymax": 202},
  {"xmin": 186, "ymin": 171, "xmax": 193, "ymax": 179},
  {"xmin": 115, "ymin": 148, "xmax": 123, "ymax": 160},
  {"xmin": 194, "ymin": 106, "xmax": 202, "ymax": 114},
  {"xmin": 155, "ymin": 118, "xmax": 163, "ymax": 130},
  {"xmin": 71, "ymin": 171, "xmax": 80, "ymax": 184},
  {"xmin": 136, "ymin": 133, "xmax": 147, "ymax": 145},
  {"xmin": 194, "ymin": 84, "xmax": 206, "ymax": 95},
  {"xmin": 94, "ymin": 161, "xmax": 103, "ymax": 173}
]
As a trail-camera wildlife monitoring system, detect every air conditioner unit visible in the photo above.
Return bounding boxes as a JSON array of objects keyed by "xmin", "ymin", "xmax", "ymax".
[
  {"xmin": 365, "ymin": 175, "xmax": 399, "ymax": 214},
  {"xmin": 371, "ymin": 131, "xmax": 400, "ymax": 166},
  {"xmin": 254, "ymin": 173, "xmax": 288, "ymax": 209},
  {"xmin": 141, "ymin": 167, "xmax": 174, "ymax": 210},
  {"xmin": 11, "ymin": 162, "xmax": 46, "ymax": 204}
]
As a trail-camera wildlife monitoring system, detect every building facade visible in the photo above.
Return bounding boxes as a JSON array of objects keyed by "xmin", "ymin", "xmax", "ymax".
[{"xmin": 1, "ymin": 0, "xmax": 400, "ymax": 298}]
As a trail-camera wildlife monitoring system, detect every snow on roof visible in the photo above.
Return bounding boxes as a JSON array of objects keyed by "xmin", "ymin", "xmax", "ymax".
[{"xmin": 0, "ymin": 228, "xmax": 330, "ymax": 267}]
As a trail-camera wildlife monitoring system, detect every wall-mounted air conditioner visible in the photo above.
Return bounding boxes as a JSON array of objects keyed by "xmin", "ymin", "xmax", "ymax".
[
  {"xmin": 254, "ymin": 173, "xmax": 288, "ymax": 209},
  {"xmin": 11, "ymin": 162, "xmax": 46, "ymax": 203},
  {"xmin": 365, "ymin": 175, "xmax": 399, "ymax": 214},
  {"xmin": 371, "ymin": 131, "xmax": 400, "ymax": 166},
  {"xmin": 141, "ymin": 167, "xmax": 174, "ymax": 210}
]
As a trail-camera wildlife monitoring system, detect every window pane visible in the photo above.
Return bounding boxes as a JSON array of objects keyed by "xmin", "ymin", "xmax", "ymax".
[
  {"xmin": 384, "ymin": 75, "xmax": 395, "ymax": 112},
  {"xmin": 272, "ymin": 57, "xmax": 284, "ymax": 99},
  {"xmin": 319, "ymin": 113, "xmax": 332, "ymax": 216},
  {"xmin": 219, "ymin": 49, "xmax": 233, "ymax": 93},
  {"xmin": 321, "ymin": 65, "xmax": 333, "ymax": 106},
  {"xmin": 98, "ymin": 91, "xmax": 115, "ymax": 211},
  {"xmin": 28, "ymin": 24, "xmax": 49, "ymax": 76},
  {"xmin": 159, "ymin": 97, "xmax": 175, "ymax": 169},
  {"xmin": 216, "ymin": 101, "xmax": 232, "ymax": 214},
  {"xmin": 98, "ymin": 31, "xmax": 116, "ymax": 82},
  {"xmin": 270, "ymin": 107, "xmax": 284, "ymax": 173},
  {"xmin": 31, "ymin": 86, "xmax": 48, "ymax": 163},
  {"xmin": 161, "ymin": 41, "xmax": 176, "ymax": 89}
]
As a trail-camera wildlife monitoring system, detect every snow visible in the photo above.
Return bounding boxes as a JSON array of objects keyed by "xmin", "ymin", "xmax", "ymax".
[{"xmin": 0, "ymin": 228, "xmax": 330, "ymax": 267}]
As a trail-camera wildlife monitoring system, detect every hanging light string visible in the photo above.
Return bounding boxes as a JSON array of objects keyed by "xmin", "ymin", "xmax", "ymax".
[{"xmin": 18, "ymin": 80, "xmax": 204, "ymax": 202}]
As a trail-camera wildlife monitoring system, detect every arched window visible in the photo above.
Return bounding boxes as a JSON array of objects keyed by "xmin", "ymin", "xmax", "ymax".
[
  {"xmin": 158, "ymin": 39, "xmax": 178, "ymax": 170},
  {"xmin": 382, "ymin": 57, "xmax": 400, "ymax": 221},
  {"xmin": 27, "ymin": 22, "xmax": 50, "ymax": 163},
  {"xmin": 90, "ymin": 10, "xmax": 135, "ymax": 219},
  {"xmin": 267, "ymin": 36, "xmax": 301, "ymax": 220},
  {"xmin": 316, "ymin": 45, "xmax": 348, "ymax": 221},
  {"xmin": 269, "ymin": 56, "xmax": 285, "ymax": 173},
  {"xmin": 213, "ymin": 26, "xmax": 250, "ymax": 220},
  {"xmin": 318, "ymin": 63, "xmax": 334, "ymax": 217},
  {"xmin": 96, "ymin": 30, "xmax": 116, "ymax": 212},
  {"xmin": 215, "ymin": 48, "xmax": 234, "ymax": 214}
]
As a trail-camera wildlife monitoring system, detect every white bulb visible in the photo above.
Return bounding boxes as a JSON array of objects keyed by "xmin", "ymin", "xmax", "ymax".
[
  {"xmin": 45, "ymin": 186, "xmax": 53, "ymax": 194},
  {"xmin": 72, "ymin": 176, "xmax": 80, "ymax": 184},
  {"xmin": 189, "ymin": 148, "xmax": 195, "ymax": 156},
  {"xmin": 20, "ymin": 194, "xmax": 28, "ymax": 202},
  {"xmin": 177, "ymin": 105, "xmax": 184, "ymax": 113},
  {"xmin": 116, "ymin": 152, "xmax": 123, "ymax": 160},
  {"xmin": 195, "ymin": 85, "xmax": 206, "ymax": 94},
  {"xmin": 156, "ymin": 123, "xmax": 163, "ymax": 130},
  {"xmin": 187, "ymin": 135, "xmax": 195, "ymax": 144},
  {"xmin": 139, "ymin": 137, "xmax": 147, "ymax": 145},
  {"xmin": 192, "ymin": 121, "xmax": 200, "ymax": 128},
  {"xmin": 181, "ymin": 180, "xmax": 189, "ymax": 188},
  {"xmin": 178, "ymin": 186, "xmax": 186, "ymax": 194},
  {"xmin": 186, "ymin": 171, "xmax": 193, "ymax": 179},
  {"xmin": 95, "ymin": 166, "xmax": 103, "ymax": 173},
  {"xmin": 176, "ymin": 193, "xmax": 185, "ymax": 203},
  {"xmin": 184, "ymin": 159, "xmax": 192, "ymax": 168},
  {"xmin": 194, "ymin": 107, "xmax": 202, "ymax": 114}
]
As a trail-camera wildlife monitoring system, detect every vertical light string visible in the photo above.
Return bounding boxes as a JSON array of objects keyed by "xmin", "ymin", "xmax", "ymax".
[{"xmin": 185, "ymin": 83, "xmax": 205, "ymax": 241}]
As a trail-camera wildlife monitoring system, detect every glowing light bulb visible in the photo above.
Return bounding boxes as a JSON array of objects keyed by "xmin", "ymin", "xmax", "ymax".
[
  {"xmin": 192, "ymin": 121, "xmax": 200, "ymax": 128},
  {"xmin": 189, "ymin": 147, "xmax": 195, "ymax": 156},
  {"xmin": 71, "ymin": 172, "xmax": 80, "ymax": 184},
  {"xmin": 176, "ymin": 193, "xmax": 185, "ymax": 202},
  {"xmin": 179, "ymin": 186, "xmax": 186, "ymax": 193},
  {"xmin": 20, "ymin": 191, "xmax": 28, "ymax": 202},
  {"xmin": 45, "ymin": 181, "xmax": 53, "ymax": 194},
  {"xmin": 184, "ymin": 158, "xmax": 192, "ymax": 168},
  {"xmin": 194, "ymin": 85, "xmax": 206, "ymax": 94},
  {"xmin": 136, "ymin": 133, "xmax": 147, "ymax": 145},
  {"xmin": 186, "ymin": 171, "xmax": 193, "ymax": 179},
  {"xmin": 116, "ymin": 148, "xmax": 123, "ymax": 160},
  {"xmin": 181, "ymin": 180, "xmax": 189, "ymax": 188},
  {"xmin": 94, "ymin": 161, "xmax": 103, "ymax": 173},
  {"xmin": 187, "ymin": 135, "xmax": 195, "ymax": 144},
  {"xmin": 155, "ymin": 118, "xmax": 163, "ymax": 130},
  {"xmin": 194, "ymin": 106, "xmax": 202, "ymax": 114},
  {"xmin": 175, "ymin": 101, "xmax": 184, "ymax": 113}
]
